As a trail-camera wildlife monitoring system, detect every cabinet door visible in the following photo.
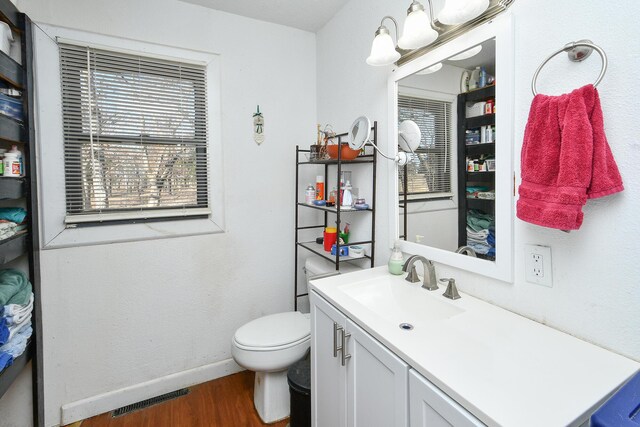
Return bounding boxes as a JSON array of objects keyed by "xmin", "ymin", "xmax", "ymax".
[
  {"xmin": 409, "ymin": 369, "xmax": 484, "ymax": 427},
  {"xmin": 346, "ymin": 319, "xmax": 409, "ymax": 427},
  {"xmin": 310, "ymin": 291, "xmax": 348, "ymax": 427}
]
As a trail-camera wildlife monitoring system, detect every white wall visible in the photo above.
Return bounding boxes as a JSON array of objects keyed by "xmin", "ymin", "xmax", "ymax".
[
  {"xmin": 9, "ymin": 0, "xmax": 317, "ymax": 425},
  {"xmin": 317, "ymin": 0, "xmax": 640, "ymax": 362}
]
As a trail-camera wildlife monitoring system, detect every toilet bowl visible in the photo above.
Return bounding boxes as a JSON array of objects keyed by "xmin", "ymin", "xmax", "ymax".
[
  {"xmin": 231, "ymin": 311, "xmax": 310, "ymax": 423},
  {"xmin": 231, "ymin": 257, "xmax": 361, "ymax": 423}
]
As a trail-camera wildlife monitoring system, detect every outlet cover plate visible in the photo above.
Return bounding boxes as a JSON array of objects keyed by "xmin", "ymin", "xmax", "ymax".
[{"xmin": 525, "ymin": 244, "xmax": 553, "ymax": 287}]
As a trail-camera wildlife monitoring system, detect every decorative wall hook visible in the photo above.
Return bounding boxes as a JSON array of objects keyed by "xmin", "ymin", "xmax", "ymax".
[{"xmin": 253, "ymin": 105, "xmax": 264, "ymax": 145}]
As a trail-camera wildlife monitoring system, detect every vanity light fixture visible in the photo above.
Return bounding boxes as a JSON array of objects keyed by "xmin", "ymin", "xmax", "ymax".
[
  {"xmin": 417, "ymin": 62, "xmax": 443, "ymax": 74},
  {"xmin": 367, "ymin": 1, "xmax": 440, "ymax": 66},
  {"xmin": 397, "ymin": 1, "xmax": 438, "ymax": 50},
  {"xmin": 438, "ymin": 0, "xmax": 490, "ymax": 25},
  {"xmin": 448, "ymin": 45, "xmax": 482, "ymax": 60},
  {"xmin": 366, "ymin": 16, "xmax": 401, "ymax": 66}
]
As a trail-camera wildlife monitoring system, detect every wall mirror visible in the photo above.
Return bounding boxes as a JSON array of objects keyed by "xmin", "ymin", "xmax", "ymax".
[{"xmin": 387, "ymin": 14, "xmax": 514, "ymax": 282}]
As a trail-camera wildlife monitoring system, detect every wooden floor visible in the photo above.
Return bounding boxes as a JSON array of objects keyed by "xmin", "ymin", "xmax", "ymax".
[{"xmin": 78, "ymin": 371, "xmax": 289, "ymax": 427}]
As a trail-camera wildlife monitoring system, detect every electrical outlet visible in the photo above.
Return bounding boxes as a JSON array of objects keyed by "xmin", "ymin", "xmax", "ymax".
[{"xmin": 525, "ymin": 244, "xmax": 553, "ymax": 287}]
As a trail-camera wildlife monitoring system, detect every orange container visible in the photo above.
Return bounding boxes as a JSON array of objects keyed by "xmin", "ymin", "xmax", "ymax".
[{"xmin": 327, "ymin": 143, "xmax": 360, "ymax": 160}]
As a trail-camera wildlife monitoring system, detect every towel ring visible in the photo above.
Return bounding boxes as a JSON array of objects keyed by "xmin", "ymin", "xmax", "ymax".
[{"xmin": 531, "ymin": 40, "xmax": 608, "ymax": 96}]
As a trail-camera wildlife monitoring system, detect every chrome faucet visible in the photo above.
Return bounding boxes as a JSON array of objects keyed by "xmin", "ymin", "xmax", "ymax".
[
  {"xmin": 440, "ymin": 278, "xmax": 461, "ymax": 300},
  {"xmin": 455, "ymin": 246, "xmax": 477, "ymax": 257},
  {"xmin": 402, "ymin": 255, "xmax": 438, "ymax": 291}
]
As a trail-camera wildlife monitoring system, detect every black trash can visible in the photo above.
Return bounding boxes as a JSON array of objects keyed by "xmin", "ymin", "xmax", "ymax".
[{"xmin": 287, "ymin": 358, "xmax": 311, "ymax": 427}]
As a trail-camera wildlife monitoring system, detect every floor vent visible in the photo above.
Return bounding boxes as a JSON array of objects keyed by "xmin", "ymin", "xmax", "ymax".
[{"xmin": 111, "ymin": 388, "xmax": 190, "ymax": 417}]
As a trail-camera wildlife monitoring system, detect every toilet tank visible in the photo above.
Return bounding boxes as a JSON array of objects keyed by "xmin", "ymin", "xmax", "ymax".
[{"xmin": 304, "ymin": 256, "xmax": 361, "ymax": 287}]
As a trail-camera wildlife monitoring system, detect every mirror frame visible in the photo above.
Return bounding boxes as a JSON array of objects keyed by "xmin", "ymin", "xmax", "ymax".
[{"xmin": 387, "ymin": 13, "xmax": 514, "ymax": 282}]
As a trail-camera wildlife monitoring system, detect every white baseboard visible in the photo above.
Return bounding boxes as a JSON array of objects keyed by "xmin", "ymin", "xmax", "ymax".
[{"xmin": 60, "ymin": 358, "xmax": 243, "ymax": 425}]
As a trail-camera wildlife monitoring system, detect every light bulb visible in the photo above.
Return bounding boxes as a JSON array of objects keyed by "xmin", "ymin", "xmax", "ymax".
[{"xmin": 438, "ymin": 0, "xmax": 490, "ymax": 25}]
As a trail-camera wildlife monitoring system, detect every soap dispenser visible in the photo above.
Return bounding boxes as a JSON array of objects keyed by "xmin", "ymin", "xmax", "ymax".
[{"xmin": 388, "ymin": 241, "xmax": 404, "ymax": 275}]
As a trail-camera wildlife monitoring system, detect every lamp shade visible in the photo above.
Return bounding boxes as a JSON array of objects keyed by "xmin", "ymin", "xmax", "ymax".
[
  {"xmin": 398, "ymin": 6, "xmax": 438, "ymax": 50},
  {"xmin": 366, "ymin": 29, "xmax": 400, "ymax": 66},
  {"xmin": 438, "ymin": 0, "xmax": 489, "ymax": 25}
]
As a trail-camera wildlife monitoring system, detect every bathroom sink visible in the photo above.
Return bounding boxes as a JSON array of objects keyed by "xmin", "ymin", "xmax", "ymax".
[{"xmin": 338, "ymin": 276, "xmax": 464, "ymax": 328}]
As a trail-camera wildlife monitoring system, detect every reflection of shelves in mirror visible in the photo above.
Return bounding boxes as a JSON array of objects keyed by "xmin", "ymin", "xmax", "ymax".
[
  {"xmin": 0, "ymin": 177, "xmax": 25, "ymax": 199},
  {"xmin": 466, "ymin": 142, "xmax": 495, "ymax": 156},
  {"xmin": 466, "ymin": 171, "xmax": 495, "ymax": 182},
  {"xmin": 297, "ymin": 241, "xmax": 372, "ymax": 264},
  {"xmin": 0, "ymin": 231, "xmax": 28, "ymax": 264},
  {"xmin": 0, "ymin": 49, "xmax": 24, "ymax": 89},
  {"xmin": 465, "ymin": 114, "xmax": 495, "ymax": 129},
  {"xmin": 0, "ymin": 340, "xmax": 32, "ymax": 400},
  {"xmin": 466, "ymin": 198, "xmax": 495, "ymax": 211},
  {"xmin": 297, "ymin": 203, "xmax": 372, "ymax": 213},
  {"xmin": 477, "ymin": 253, "xmax": 495, "ymax": 261},
  {"xmin": 463, "ymin": 84, "xmax": 495, "ymax": 102},
  {"xmin": 0, "ymin": 114, "xmax": 26, "ymax": 144}
]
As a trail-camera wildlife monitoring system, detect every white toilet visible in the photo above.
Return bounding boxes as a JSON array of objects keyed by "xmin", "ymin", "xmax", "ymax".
[{"xmin": 231, "ymin": 257, "xmax": 360, "ymax": 423}]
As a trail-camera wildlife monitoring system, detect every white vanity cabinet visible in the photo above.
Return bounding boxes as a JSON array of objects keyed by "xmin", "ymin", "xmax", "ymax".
[
  {"xmin": 311, "ymin": 291, "xmax": 409, "ymax": 427},
  {"xmin": 409, "ymin": 369, "xmax": 483, "ymax": 427},
  {"xmin": 311, "ymin": 289, "xmax": 348, "ymax": 427}
]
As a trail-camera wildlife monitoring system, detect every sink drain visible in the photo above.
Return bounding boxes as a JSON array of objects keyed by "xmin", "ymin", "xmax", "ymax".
[{"xmin": 399, "ymin": 323, "xmax": 414, "ymax": 331}]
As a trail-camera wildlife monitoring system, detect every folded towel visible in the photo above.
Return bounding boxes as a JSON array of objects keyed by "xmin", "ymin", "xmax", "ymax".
[
  {"xmin": 2, "ymin": 292, "xmax": 33, "ymax": 321},
  {"xmin": 517, "ymin": 85, "xmax": 623, "ymax": 230},
  {"xmin": 0, "ymin": 314, "xmax": 31, "ymax": 345},
  {"xmin": 0, "ymin": 318, "xmax": 7, "ymax": 345},
  {"xmin": 466, "ymin": 210, "xmax": 494, "ymax": 232},
  {"xmin": 0, "ymin": 208, "xmax": 26, "ymax": 224},
  {"xmin": 0, "ymin": 221, "xmax": 17, "ymax": 238},
  {"xmin": 0, "ymin": 351, "xmax": 12, "ymax": 371},
  {"xmin": 0, "ymin": 324, "xmax": 31, "ymax": 358},
  {"xmin": 0, "ymin": 269, "xmax": 32, "ymax": 306}
]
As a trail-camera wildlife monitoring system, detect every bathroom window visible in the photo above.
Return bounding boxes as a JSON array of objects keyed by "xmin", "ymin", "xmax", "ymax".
[
  {"xmin": 59, "ymin": 43, "xmax": 210, "ymax": 224},
  {"xmin": 398, "ymin": 95, "xmax": 452, "ymax": 198}
]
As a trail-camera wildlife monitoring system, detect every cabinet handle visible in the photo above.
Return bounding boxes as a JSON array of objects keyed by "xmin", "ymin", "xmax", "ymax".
[
  {"xmin": 341, "ymin": 331, "xmax": 351, "ymax": 366},
  {"xmin": 333, "ymin": 322, "xmax": 343, "ymax": 358}
]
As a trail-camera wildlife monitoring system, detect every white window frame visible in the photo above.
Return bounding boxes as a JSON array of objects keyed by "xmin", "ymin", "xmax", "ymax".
[{"xmin": 33, "ymin": 24, "xmax": 225, "ymax": 248}]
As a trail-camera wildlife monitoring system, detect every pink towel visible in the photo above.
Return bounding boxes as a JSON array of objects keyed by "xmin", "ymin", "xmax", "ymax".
[{"xmin": 517, "ymin": 84, "xmax": 623, "ymax": 230}]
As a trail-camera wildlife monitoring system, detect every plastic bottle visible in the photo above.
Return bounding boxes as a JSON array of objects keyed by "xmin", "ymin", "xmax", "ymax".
[
  {"xmin": 305, "ymin": 184, "xmax": 315, "ymax": 205},
  {"xmin": 0, "ymin": 149, "xmax": 6, "ymax": 175},
  {"xmin": 341, "ymin": 180, "xmax": 353, "ymax": 208},
  {"xmin": 388, "ymin": 241, "xmax": 404, "ymax": 275},
  {"xmin": 328, "ymin": 186, "xmax": 337, "ymax": 206},
  {"xmin": 7, "ymin": 145, "xmax": 22, "ymax": 176},
  {"xmin": 479, "ymin": 66, "xmax": 487, "ymax": 88},
  {"xmin": 3, "ymin": 152, "xmax": 19, "ymax": 177},
  {"xmin": 315, "ymin": 175, "xmax": 324, "ymax": 200}
]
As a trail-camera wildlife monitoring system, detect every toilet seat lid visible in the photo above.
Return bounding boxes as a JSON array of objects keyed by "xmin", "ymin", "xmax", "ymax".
[{"xmin": 234, "ymin": 312, "xmax": 310, "ymax": 348}]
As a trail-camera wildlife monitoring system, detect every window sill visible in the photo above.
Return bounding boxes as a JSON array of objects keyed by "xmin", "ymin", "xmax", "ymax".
[{"xmin": 42, "ymin": 217, "xmax": 223, "ymax": 249}]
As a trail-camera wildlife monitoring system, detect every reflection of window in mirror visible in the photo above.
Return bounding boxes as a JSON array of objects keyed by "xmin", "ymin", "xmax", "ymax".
[{"xmin": 398, "ymin": 96, "xmax": 453, "ymax": 199}]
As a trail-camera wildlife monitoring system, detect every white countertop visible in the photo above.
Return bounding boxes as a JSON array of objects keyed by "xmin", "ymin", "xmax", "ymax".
[{"xmin": 310, "ymin": 266, "xmax": 639, "ymax": 427}]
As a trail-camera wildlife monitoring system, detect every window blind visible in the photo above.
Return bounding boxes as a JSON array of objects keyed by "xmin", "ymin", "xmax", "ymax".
[
  {"xmin": 59, "ymin": 42, "xmax": 210, "ymax": 224},
  {"xmin": 398, "ymin": 95, "xmax": 452, "ymax": 197}
]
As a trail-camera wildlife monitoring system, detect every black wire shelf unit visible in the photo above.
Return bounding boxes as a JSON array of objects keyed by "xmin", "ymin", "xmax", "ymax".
[{"xmin": 294, "ymin": 122, "xmax": 378, "ymax": 310}]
